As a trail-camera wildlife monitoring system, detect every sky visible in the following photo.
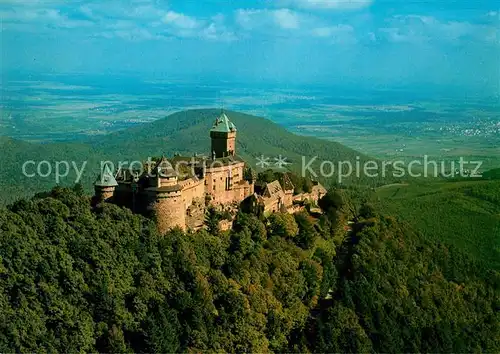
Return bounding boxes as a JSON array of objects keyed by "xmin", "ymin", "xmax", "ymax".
[{"xmin": 1, "ymin": 0, "xmax": 499, "ymax": 93}]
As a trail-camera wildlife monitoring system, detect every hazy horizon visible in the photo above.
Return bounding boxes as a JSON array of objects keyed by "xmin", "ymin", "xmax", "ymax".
[{"xmin": 1, "ymin": 0, "xmax": 499, "ymax": 96}]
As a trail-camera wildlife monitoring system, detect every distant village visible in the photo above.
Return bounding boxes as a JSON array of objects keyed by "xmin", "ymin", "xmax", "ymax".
[{"xmin": 93, "ymin": 111, "xmax": 326, "ymax": 232}]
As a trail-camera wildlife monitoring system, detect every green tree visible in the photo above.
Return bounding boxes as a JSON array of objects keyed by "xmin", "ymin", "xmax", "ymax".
[
  {"xmin": 359, "ymin": 202, "xmax": 376, "ymax": 219},
  {"xmin": 294, "ymin": 211, "xmax": 318, "ymax": 249},
  {"xmin": 319, "ymin": 190, "xmax": 344, "ymax": 213},
  {"xmin": 1, "ymin": 185, "xmax": 498, "ymax": 353},
  {"xmin": 268, "ymin": 213, "xmax": 299, "ymax": 239},
  {"xmin": 205, "ymin": 206, "xmax": 221, "ymax": 235},
  {"xmin": 72, "ymin": 182, "xmax": 85, "ymax": 196}
]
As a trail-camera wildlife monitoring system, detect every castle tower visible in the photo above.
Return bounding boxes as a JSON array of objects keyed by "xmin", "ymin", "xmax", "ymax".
[
  {"xmin": 94, "ymin": 164, "xmax": 118, "ymax": 203},
  {"xmin": 210, "ymin": 111, "xmax": 237, "ymax": 158},
  {"xmin": 153, "ymin": 187, "xmax": 185, "ymax": 234},
  {"xmin": 147, "ymin": 157, "xmax": 186, "ymax": 233}
]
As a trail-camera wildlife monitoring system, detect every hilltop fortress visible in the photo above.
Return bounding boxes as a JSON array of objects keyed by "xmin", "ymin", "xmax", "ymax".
[{"xmin": 93, "ymin": 111, "xmax": 326, "ymax": 233}]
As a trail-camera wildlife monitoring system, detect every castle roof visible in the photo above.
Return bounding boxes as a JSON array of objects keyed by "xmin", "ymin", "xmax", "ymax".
[
  {"xmin": 152, "ymin": 156, "xmax": 178, "ymax": 178},
  {"xmin": 312, "ymin": 183, "xmax": 327, "ymax": 194},
  {"xmin": 210, "ymin": 111, "xmax": 237, "ymax": 133},
  {"xmin": 263, "ymin": 180, "xmax": 285, "ymax": 200},
  {"xmin": 199, "ymin": 154, "xmax": 245, "ymax": 169},
  {"xmin": 94, "ymin": 164, "xmax": 118, "ymax": 187}
]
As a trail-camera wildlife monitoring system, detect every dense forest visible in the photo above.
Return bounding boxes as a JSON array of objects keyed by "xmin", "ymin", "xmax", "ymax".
[
  {"xmin": 377, "ymin": 179, "xmax": 500, "ymax": 270},
  {"xmin": 1, "ymin": 185, "xmax": 498, "ymax": 352}
]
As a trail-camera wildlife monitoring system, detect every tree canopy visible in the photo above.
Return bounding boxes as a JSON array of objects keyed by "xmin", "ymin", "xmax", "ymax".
[{"xmin": 0, "ymin": 186, "xmax": 498, "ymax": 352}]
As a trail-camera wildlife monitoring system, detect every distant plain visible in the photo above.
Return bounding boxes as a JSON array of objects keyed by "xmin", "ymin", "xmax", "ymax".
[{"xmin": 2, "ymin": 75, "xmax": 499, "ymax": 170}]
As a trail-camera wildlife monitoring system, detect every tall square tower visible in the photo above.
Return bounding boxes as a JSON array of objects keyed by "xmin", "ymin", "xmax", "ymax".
[{"xmin": 210, "ymin": 111, "xmax": 237, "ymax": 158}]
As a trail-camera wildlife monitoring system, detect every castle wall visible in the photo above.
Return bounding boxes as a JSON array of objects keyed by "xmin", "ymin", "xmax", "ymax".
[
  {"xmin": 263, "ymin": 197, "xmax": 281, "ymax": 214},
  {"xmin": 246, "ymin": 183, "xmax": 255, "ymax": 197},
  {"xmin": 232, "ymin": 181, "xmax": 254, "ymax": 202},
  {"xmin": 94, "ymin": 186, "xmax": 115, "ymax": 203},
  {"xmin": 287, "ymin": 204, "xmax": 304, "ymax": 214},
  {"xmin": 205, "ymin": 162, "xmax": 248, "ymax": 204},
  {"xmin": 186, "ymin": 198, "xmax": 205, "ymax": 231},
  {"xmin": 179, "ymin": 177, "xmax": 205, "ymax": 210},
  {"xmin": 149, "ymin": 175, "xmax": 178, "ymax": 189},
  {"xmin": 150, "ymin": 190, "xmax": 186, "ymax": 234},
  {"xmin": 292, "ymin": 186, "xmax": 326, "ymax": 205},
  {"xmin": 311, "ymin": 185, "xmax": 327, "ymax": 201},
  {"xmin": 284, "ymin": 191, "xmax": 294, "ymax": 207}
]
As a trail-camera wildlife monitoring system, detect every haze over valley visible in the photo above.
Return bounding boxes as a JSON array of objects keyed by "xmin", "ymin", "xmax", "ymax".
[{"xmin": 2, "ymin": 74, "xmax": 499, "ymax": 170}]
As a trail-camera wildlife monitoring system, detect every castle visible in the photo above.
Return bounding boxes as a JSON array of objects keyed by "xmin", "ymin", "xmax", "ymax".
[{"xmin": 93, "ymin": 111, "xmax": 326, "ymax": 233}]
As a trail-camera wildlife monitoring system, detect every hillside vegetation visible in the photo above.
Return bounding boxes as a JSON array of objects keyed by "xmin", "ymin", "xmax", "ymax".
[
  {"xmin": 483, "ymin": 168, "xmax": 500, "ymax": 180},
  {"xmin": 377, "ymin": 179, "xmax": 500, "ymax": 270},
  {"xmin": 0, "ymin": 109, "xmax": 383, "ymax": 206},
  {"xmin": 1, "ymin": 186, "xmax": 498, "ymax": 352}
]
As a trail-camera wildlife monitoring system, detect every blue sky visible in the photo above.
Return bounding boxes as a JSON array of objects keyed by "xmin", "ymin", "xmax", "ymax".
[{"xmin": 1, "ymin": 0, "xmax": 499, "ymax": 93}]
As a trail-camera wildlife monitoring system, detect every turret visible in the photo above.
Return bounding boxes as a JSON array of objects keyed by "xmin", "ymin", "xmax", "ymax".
[
  {"xmin": 210, "ymin": 111, "xmax": 237, "ymax": 158},
  {"xmin": 94, "ymin": 164, "xmax": 118, "ymax": 203},
  {"xmin": 152, "ymin": 156, "xmax": 179, "ymax": 188}
]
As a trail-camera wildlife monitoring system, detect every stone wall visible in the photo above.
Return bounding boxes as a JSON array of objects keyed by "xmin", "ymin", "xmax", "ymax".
[
  {"xmin": 311, "ymin": 184, "xmax": 327, "ymax": 201},
  {"xmin": 186, "ymin": 197, "xmax": 205, "ymax": 231},
  {"xmin": 287, "ymin": 204, "xmax": 305, "ymax": 214},
  {"xmin": 94, "ymin": 186, "xmax": 116, "ymax": 203},
  {"xmin": 179, "ymin": 177, "xmax": 205, "ymax": 210},
  {"xmin": 263, "ymin": 197, "xmax": 281, "ymax": 214},
  {"xmin": 284, "ymin": 190, "xmax": 294, "ymax": 208},
  {"xmin": 152, "ymin": 190, "xmax": 186, "ymax": 234},
  {"xmin": 205, "ymin": 162, "xmax": 249, "ymax": 204}
]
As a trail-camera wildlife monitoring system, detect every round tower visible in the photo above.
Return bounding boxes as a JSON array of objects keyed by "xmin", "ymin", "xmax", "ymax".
[
  {"xmin": 152, "ymin": 187, "xmax": 186, "ymax": 234},
  {"xmin": 147, "ymin": 157, "xmax": 186, "ymax": 233},
  {"xmin": 94, "ymin": 164, "xmax": 118, "ymax": 203}
]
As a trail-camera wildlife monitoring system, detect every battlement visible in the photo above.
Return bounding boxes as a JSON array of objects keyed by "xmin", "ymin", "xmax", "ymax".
[{"xmin": 178, "ymin": 176, "xmax": 201, "ymax": 188}]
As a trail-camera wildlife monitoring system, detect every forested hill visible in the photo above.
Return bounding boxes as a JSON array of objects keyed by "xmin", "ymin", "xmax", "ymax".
[
  {"xmin": 89, "ymin": 109, "xmax": 370, "ymax": 164},
  {"xmin": 1, "ymin": 186, "xmax": 499, "ymax": 352},
  {"xmin": 0, "ymin": 109, "xmax": 379, "ymax": 205},
  {"xmin": 377, "ymin": 179, "xmax": 500, "ymax": 270}
]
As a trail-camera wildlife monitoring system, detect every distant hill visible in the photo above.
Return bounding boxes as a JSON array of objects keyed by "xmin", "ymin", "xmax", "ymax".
[
  {"xmin": 0, "ymin": 109, "xmax": 381, "ymax": 205},
  {"xmin": 0, "ymin": 136, "xmax": 95, "ymax": 205},
  {"xmin": 89, "ymin": 109, "xmax": 372, "ymax": 164},
  {"xmin": 376, "ymin": 179, "xmax": 500, "ymax": 270},
  {"xmin": 482, "ymin": 168, "xmax": 500, "ymax": 180}
]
